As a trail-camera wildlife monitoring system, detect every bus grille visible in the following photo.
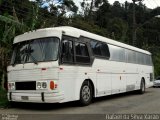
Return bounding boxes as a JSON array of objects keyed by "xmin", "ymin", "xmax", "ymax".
[{"xmin": 15, "ymin": 81, "xmax": 36, "ymax": 90}]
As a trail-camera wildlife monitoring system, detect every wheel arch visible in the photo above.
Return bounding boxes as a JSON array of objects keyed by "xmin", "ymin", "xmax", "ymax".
[
  {"xmin": 141, "ymin": 77, "xmax": 146, "ymax": 85},
  {"xmin": 78, "ymin": 79, "xmax": 95, "ymax": 106},
  {"xmin": 87, "ymin": 79, "xmax": 95, "ymax": 97},
  {"xmin": 138, "ymin": 77, "xmax": 146, "ymax": 94},
  {"xmin": 81, "ymin": 79, "xmax": 95, "ymax": 98}
]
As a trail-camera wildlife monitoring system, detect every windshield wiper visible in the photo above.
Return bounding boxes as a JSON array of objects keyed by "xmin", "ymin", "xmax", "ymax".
[
  {"xmin": 20, "ymin": 49, "xmax": 38, "ymax": 65},
  {"xmin": 23, "ymin": 45, "xmax": 38, "ymax": 65},
  {"xmin": 22, "ymin": 52, "xmax": 38, "ymax": 65},
  {"xmin": 29, "ymin": 53, "xmax": 38, "ymax": 65}
]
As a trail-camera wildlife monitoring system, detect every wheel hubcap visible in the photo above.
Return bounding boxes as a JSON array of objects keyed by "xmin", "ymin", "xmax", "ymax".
[{"xmin": 82, "ymin": 85, "xmax": 91, "ymax": 102}]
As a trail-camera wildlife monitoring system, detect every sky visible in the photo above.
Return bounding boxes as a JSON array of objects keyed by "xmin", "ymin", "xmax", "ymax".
[{"xmin": 73, "ymin": 0, "xmax": 160, "ymax": 9}]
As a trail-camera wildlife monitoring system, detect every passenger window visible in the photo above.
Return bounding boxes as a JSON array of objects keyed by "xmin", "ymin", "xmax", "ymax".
[
  {"xmin": 127, "ymin": 50, "xmax": 136, "ymax": 63},
  {"xmin": 90, "ymin": 40, "xmax": 110, "ymax": 59},
  {"xmin": 149, "ymin": 56, "xmax": 152, "ymax": 65},
  {"xmin": 109, "ymin": 45, "xmax": 125, "ymax": 62},
  {"xmin": 61, "ymin": 40, "xmax": 74, "ymax": 63},
  {"xmin": 75, "ymin": 42, "xmax": 90, "ymax": 64},
  {"xmin": 143, "ymin": 54, "xmax": 147, "ymax": 65},
  {"xmin": 137, "ymin": 52, "xmax": 140, "ymax": 64}
]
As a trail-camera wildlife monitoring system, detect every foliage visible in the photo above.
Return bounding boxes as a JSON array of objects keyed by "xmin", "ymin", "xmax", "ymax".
[
  {"xmin": 154, "ymin": 53, "xmax": 160, "ymax": 77},
  {"xmin": 0, "ymin": 87, "xmax": 9, "ymax": 108},
  {"xmin": 0, "ymin": 0, "xmax": 41, "ymax": 89}
]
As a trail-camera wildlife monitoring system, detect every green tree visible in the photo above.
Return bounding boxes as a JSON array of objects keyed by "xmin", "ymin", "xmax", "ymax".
[
  {"xmin": 107, "ymin": 18, "xmax": 128, "ymax": 42},
  {"xmin": 0, "ymin": 0, "xmax": 41, "ymax": 89}
]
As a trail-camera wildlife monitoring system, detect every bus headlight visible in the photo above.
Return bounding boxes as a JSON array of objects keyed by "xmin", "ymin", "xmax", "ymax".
[
  {"xmin": 8, "ymin": 82, "xmax": 15, "ymax": 90},
  {"xmin": 37, "ymin": 82, "xmax": 41, "ymax": 89},
  {"xmin": 42, "ymin": 82, "xmax": 47, "ymax": 89},
  {"xmin": 36, "ymin": 81, "xmax": 47, "ymax": 89}
]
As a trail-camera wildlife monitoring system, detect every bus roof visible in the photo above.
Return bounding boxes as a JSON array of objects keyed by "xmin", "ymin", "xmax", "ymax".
[{"xmin": 14, "ymin": 26, "xmax": 151, "ymax": 55}]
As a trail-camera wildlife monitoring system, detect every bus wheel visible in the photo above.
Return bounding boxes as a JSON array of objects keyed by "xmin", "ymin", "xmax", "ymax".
[
  {"xmin": 80, "ymin": 81, "xmax": 93, "ymax": 106},
  {"xmin": 139, "ymin": 79, "xmax": 145, "ymax": 94}
]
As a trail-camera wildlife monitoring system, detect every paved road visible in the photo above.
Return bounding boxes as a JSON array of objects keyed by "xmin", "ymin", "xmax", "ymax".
[{"xmin": 0, "ymin": 88, "xmax": 160, "ymax": 120}]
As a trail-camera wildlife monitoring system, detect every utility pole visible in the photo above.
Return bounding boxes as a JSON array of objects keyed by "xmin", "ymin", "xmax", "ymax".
[{"xmin": 132, "ymin": 0, "xmax": 142, "ymax": 46}]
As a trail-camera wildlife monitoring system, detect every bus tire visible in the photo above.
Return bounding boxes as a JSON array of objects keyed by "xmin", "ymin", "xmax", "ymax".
[
  {"xmin": 79, "ymin": 81, "xmax": 93, "ymax": 106},
  {"xmin": 139, "ymin": 79, "xmax": 145, "ymax": 94}
]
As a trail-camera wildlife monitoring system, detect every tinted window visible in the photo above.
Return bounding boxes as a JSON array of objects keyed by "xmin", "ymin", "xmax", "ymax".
[
  {"xmin": 140, "ymin": 54, "xmax": 144, "ymax": 64},
  {"xmin": 75, "ymin": 42, "xmax": 90, "ymax": 64},
  {"xmin": 62, "ymin": 40, "xmax": 74, "ymax": 63},
  {"xmin": 136, "ymin": 52, "xmax": 140, "ymax": 64},
  {"xmin": 75, "ymin": 43, "xmax": 89, "ymax": 56},
  {"xmin": 143, "ymin": 54, "xmax": 147, "ymax": 65},
  {"xmin": 141, "ymin": 54, "xmax": 153, "ymax": 65},
  {"xmin": 90, "ymin": 40, "xmax": 110, "ymax": 58},
  {"xmin": 127, "ymin": 50, "xmax": 136, "ymax": 63},
  {"xmin": 149, "ymin": 56, "xmax": 153, "ymax": 65},
  {"xmin": 109, "ymin": 45, "xmax": 125, "ymax": 62},
  {"xmin": 146, "ymin": 55, "xmax": 149, "ymax": 65}
]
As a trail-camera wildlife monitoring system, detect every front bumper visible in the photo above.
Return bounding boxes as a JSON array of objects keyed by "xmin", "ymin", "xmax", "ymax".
[{"xmin": 7, "ymin": 92, "xmax": 64, "ymax": 103}]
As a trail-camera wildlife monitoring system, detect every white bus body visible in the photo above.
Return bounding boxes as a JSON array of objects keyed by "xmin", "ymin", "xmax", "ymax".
[{"xmin": 7, "ymin": 26, "xmax": 154, "ymax": 105}]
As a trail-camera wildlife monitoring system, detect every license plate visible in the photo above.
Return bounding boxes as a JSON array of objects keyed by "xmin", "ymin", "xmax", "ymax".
[{"xmin": 21, "ymin": 96, "xmax": 29, "ymax": 100}]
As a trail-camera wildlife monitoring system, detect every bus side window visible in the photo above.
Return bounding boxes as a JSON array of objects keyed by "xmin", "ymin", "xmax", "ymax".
[
  {"xmin": 75, "ymin": 42, "xmax": 90, "ymax": 64},
  {"xmin": 61, "ymin": 40, "xmax": 74, "ymax": 63},
  {"xmin": 90, "ymin": 40, "xmax": 110, "ymax": 59}
]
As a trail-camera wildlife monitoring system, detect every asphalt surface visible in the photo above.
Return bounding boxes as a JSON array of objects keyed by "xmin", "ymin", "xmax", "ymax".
[{"xmin": 0, "ymin": 87, "xmax": 160, "ymax": 120}]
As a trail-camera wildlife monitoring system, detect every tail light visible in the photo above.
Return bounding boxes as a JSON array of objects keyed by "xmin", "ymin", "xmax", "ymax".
[{"xmin": 50, "ymin": 81, "xmax": 57, "ymax": 90}]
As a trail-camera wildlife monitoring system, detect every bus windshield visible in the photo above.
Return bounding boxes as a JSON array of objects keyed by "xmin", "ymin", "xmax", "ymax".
[{"xmin": 11, "ymin": 37, "xmax": 59, "ymax": 65}]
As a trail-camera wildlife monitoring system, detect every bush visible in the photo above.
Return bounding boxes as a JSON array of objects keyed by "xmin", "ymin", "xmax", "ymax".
[{"xmin": 0, "ymin": 87, "xmax": 9, "ymax": 108}]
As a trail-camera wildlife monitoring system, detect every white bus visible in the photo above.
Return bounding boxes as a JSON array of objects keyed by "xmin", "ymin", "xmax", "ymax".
[{"xmin": 7, "ymin": 26, "xmax": 154, "ymax": 106}]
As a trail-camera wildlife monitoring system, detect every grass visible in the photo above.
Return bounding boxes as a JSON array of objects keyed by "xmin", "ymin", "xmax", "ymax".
[{"xmin": 0, "ymin": 87, "xmax": 9, "ymax": 108}]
